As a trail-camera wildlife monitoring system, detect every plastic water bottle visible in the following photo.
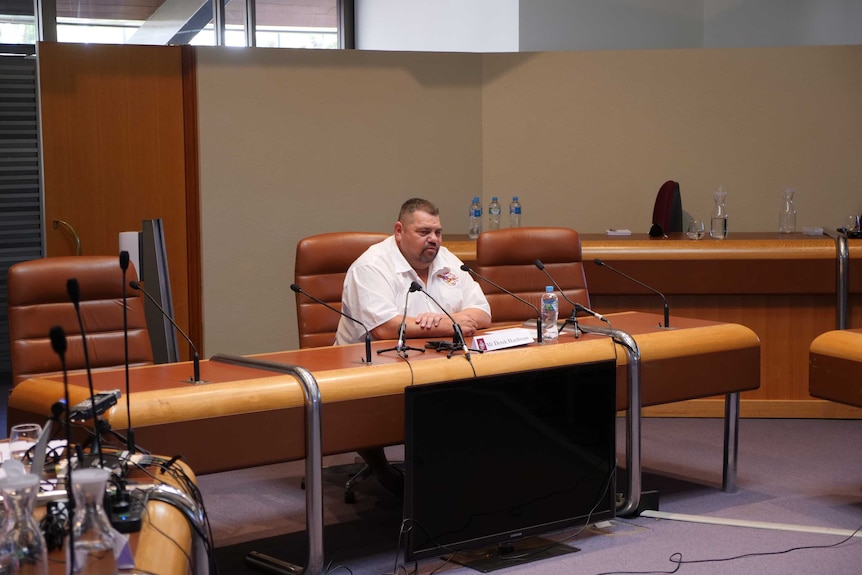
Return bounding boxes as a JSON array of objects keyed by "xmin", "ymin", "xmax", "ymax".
[
  {"xmin": 488, "ymin": 196, "xmax": 501, "ymax": 230},
  {"xmin": 541, "ymin": 286, "xmax": 558, "ymax": 341},
  {"xmin": 509, "ymin": 196, "xmax": 522, "ymax": 228},
  {"xmin": 468, "ymin": 197, "xmax": 482, "ymax": 239}
]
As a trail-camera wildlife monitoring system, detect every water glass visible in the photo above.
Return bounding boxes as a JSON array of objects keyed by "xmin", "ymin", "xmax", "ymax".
[
  {"xmin": 686, "ymin": 219, "xmax": 705, "ymax": 240},
  {"xmin": 9, "ymin": 423, "xmax": 42, "ymax": 466}
]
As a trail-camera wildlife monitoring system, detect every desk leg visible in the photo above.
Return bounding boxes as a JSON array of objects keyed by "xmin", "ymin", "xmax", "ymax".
[
  {"xmin": 619, "ymin": 342, "xmax": 642, "ymax": 517},
  {"xmin": 722, "ymin": 392, "xmax": 740, "ymax": 493}
]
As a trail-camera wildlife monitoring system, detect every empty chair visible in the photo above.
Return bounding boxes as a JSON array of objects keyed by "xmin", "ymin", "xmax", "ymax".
[
  {"xmin": 474, "ymin": 227, "xmax": 589, "ymax": 326},
  {"xmin": 7, "ymin": 256, "xmax": 153, "ymax": 386},
  {"xmin": 652, "ymin": 180, "xmax": 683, "ymax": 234}
]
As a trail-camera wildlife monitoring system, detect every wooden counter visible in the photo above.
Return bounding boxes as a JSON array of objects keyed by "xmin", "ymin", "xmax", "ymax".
[
  {"xmin": 447, "ymin": 231, "xmax": 862, "ymax": 418},
  {"xmin": 9, "ymin": 312, "xmax": 759, "ymax": 475}
]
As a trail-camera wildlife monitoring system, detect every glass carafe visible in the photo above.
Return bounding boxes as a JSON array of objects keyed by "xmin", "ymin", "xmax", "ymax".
[
  {"xmin": 710, "ymin": 187, "xmax": 728, "ymax": 239},
  {"xmin": 779, "ymin": 188, "xmax": 797, "ymax": 233},
  {"xmin": 0, "ymin": 474, "xmax": 48, "ymax": 575},
  {"xmin": 70, "ymin": 468, "xmax": 117, "ymax": 575}
]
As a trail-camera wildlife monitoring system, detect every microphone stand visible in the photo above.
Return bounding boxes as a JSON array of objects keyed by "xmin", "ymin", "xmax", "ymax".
[
  {"xmin": 593, "ymin": 259, "xmax": 670, "ymax": 328},
  {"xmin": 377, "ymin": 285, "xmax": 424, "ymax": 357},
  {"xmin": 67, "ymin": 278, "xmax": 106, "ymax": 470},
  {"xmin": 49, "ymin": 326, "xmax": 76, "ymax": 573},
  {"xmin": 120, "ymin": 251, "xmax": 137, "ymax": 454},
  {"xmin": 408, "ymin": 281, "xmax": 481, "ymax": 359},
  {"xmin": 130, "ymin": 281, "xmax": 206, "ymax": 383},
  {"xmin": 535, "ymin": 258, "xmax": 612, "ymax": 338},
  {"xmin": 460, "ymin": 264, "xmax": 543, "ymax": 344},
  {"xmin": 290, "ymin": 284, "xmax": 374, "ymax": 364}
]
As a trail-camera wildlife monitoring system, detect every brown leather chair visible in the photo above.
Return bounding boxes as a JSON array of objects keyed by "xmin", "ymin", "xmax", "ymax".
[
  {"xmin": 474, "ymin": 227, "xmax": 590, "ymax": 326},
  {"xmin": 293, "ymin": 231, "xmax": 392, "ymax": 502},
  {"xmin": 7, "ymin": 256, "xmax": 153, "ymax": 386},
  {"xmin": 294, "ymin": 231, "xmax": 389, "ymax": 349}
]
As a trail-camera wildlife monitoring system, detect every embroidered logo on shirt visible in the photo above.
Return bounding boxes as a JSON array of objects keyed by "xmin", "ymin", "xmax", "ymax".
[{"xmin": 436, "ymin": 270, "xmax": 457, "ymax": 286}]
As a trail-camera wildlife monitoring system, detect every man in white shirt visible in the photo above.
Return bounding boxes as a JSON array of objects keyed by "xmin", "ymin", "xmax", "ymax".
[
  {"xmin": 335, "ymin": 198, "xmax": 492, "ymax": 493},
  {"xmin": 336, "ymin": 198, "xmax": 491, "ymax": 345}
]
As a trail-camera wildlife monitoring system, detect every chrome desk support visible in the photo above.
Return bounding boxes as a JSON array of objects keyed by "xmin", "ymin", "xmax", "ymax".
[
  {"xmin": 723, "ymin": 392, "xmax": 740, "ymax": 493},
  {"xmin": 823, "ymin": 228, "xmax": 849, "ymax": 329},
  {"xmin": 579, "ymin": 324, "xmax": 641, "ymax": 517},
  {"xmin": 211, "ymin": 354, "xmax": 324, "ymax": 575},
  {"xmin": 836, "ymin": 230, "xmax": 849, "ymax": 330}
]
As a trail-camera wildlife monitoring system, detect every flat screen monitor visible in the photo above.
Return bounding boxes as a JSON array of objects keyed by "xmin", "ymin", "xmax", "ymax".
[{"xmin": 404, "ymin": 359, "xmax": 617, "ymax": 562}]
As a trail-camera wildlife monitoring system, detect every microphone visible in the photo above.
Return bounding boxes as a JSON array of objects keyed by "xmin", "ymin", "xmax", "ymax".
[
  {"xmin": 533, "ymin": 259, "xmax": 609, "ymax": 332},
  {"xmin": 377, "ymin": 282, "xmax": 424, "ymax": 357},
  {"xmin": 460, "ymin": 264, "xmax": 542, "ymax": 343},
  {"xmin": 129, "ymin": 281, "xmax": 205, "ymax": 383},
  {"xmin": 398, "ymin": 286, "xmax": 412, "ymax": 351},
  {"xmin": 409, "ymin": 281, "xmax": 470, "ymax": 358},
  {"xmin": 289, "ymin": 283, "xmax": 373, "ymax": 364},
  {"xmin": 593, "ymin": 259, "xmax": 670, "ymax": 328},
  {"xmin": 66, "ymin": 278, "xmax": 105, "ymax": 469},
  {"xmin": 49, "ymin": 325, "xmax": 77, "ymax": 572},
  {"xmin": 119, "ymin": 251, "xmax": 136, "ymax": 452}
]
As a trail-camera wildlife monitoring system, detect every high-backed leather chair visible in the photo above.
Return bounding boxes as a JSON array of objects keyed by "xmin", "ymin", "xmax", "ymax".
[
  {"xmin": 7, "ymin": 256, "xmax": 153, "ymax": 386},
  {"xmin": 474, "ymin": 227, "xmax": 589, "ymax": 326},
  {"xmin": 294, "ymin": 231, "xmax": 391, "ymax": 502},
  {"xmin": 652, "ymin": 180, "xmax": 683, "ymax": 234},
  {"xmin": 294, "ymin": 232, "xmax": 390, "ymax": 349}
]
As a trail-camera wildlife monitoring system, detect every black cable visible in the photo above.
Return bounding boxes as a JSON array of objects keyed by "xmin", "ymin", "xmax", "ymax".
[{"xmin": 593, "ymin": 521, "xmax": 862, "ymax": 575}]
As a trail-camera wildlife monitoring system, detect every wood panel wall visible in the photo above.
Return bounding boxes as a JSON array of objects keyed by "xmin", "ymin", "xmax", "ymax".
[{"xmin": 38, "ymin": 42, "xmax": 199, "ymax": 359}]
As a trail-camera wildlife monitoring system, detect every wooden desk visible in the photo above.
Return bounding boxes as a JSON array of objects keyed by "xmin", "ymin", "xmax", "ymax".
[
  {"xmin": 447, "ymin": 231, "xmax": 862, "ymax": 418},
  {"xmin": 9, "ymin": 312, "xmax": 758, "ymax": 478},
  {"xmin": 809, "ymin": 329, "xmax": 862, "ymax": 412}
]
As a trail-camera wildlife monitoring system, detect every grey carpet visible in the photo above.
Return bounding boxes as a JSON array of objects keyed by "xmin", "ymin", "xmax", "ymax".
[{"xmin": 197, "ymin": 417, "xmax": 862, "ymax": 574}]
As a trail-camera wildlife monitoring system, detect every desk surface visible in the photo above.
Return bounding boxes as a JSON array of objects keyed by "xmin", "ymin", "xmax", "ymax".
[{"xmin": 10, "ymin": 312, "xmax": 759, "ymax": 474}]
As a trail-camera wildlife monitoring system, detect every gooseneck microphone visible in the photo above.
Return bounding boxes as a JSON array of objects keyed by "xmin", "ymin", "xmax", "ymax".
[
  {"xmin": 49, "ymin": 325, "xmax": 76, "ymax": 573},
  {"xmin": 398, "ymin": 286, "xmax": 411, "ymax": 350},
  {"xmin": 593, "ymin": 259, "xmax": 670, "ymax": 328},
  {"xmin": 377, "ymin": 282, "xmax": 424, "ymax": 357},
  {"xmin": 289, "ymin": 283, "xmax": 374, "ymax": 364},
  {"xmin": 534, "ymin": 259, "xmax": 609, "ymax": 334},
  {"xmin": 129, "ymin": 281, "xmax": 204, "ymax": 383},
  {"xmin": 119, "ymin": 251, "xmax": 136, "ymax": 453},
  {"xmin": 66, "ymin": 278, "xmax": 105, "ymax": 469},
  {"xmin": 460, "ymin": 264, "xmax": 543, "ymax": 344},
  {"xmin": 409, "ymin": 281, "xmax": 470, "ymax": 358}
]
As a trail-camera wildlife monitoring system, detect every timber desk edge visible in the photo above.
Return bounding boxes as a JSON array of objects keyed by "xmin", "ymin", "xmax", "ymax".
[
  {"xmin": 446, "ymin": 232, "xmax": 859, "ymax": 262},
  {"xmin": 9, "ymin": 312, "xmax": 760, "ymax": 473}
]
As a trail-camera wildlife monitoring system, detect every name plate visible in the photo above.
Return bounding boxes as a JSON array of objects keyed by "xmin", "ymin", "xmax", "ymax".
[{"xmin": 473, "ymin": 328, "xmax": 535, "ymax": 351}]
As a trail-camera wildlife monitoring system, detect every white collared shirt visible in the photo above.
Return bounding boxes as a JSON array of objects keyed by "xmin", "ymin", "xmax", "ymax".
[{"xmin": 335, "ymin": 236, "xmax": 490, "ymax": 345}]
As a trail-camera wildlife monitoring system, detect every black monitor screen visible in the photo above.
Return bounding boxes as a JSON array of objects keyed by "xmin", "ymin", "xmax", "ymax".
[{"xmin": 404, "ymin": 359, "xmax": 617, "ymax": 561}]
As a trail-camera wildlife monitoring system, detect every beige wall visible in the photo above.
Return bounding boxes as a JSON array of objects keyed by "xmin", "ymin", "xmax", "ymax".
[
  {"xmin": 196, "ymin": 48, "xmax": 483, "ymax": 356},
  {"xmin": 482, "ymin": 46, "xmax": 862, "ymax": 233},
  {"xmin": 197, "ymin": 45, "xmax": 862, "ymax": 356}
]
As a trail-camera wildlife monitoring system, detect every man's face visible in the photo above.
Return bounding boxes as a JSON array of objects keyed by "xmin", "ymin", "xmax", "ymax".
[{"xmin": 395, "ymin": 210, "xmax": 442, "ymax": 271}]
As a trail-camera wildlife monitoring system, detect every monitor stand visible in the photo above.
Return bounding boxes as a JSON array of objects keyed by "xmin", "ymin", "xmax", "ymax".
[{"xmin": 449, "ymin": 537, "xmax": 580, "ymax": 573}]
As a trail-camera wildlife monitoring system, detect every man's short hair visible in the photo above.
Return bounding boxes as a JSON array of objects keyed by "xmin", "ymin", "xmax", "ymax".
[{"xmin": 399, "ymin": 198, "xmax": 439, "ymax": 222}]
